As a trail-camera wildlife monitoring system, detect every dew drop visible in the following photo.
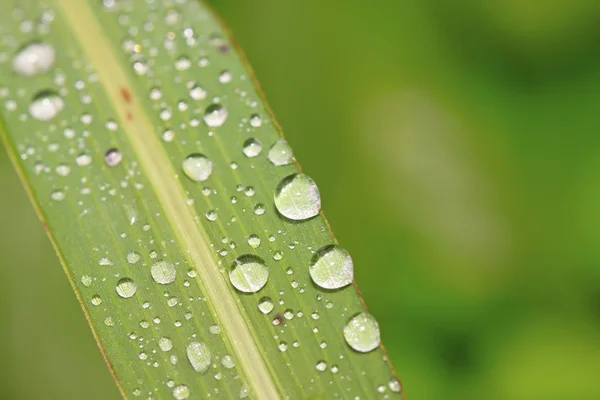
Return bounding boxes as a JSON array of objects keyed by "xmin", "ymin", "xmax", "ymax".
[
  {"xmin": 189, "ymin": 84, "xmax": 207, "ymax": 100},
  {"xmin": 248, "ymin": 234, "xmax": 261, "ymax": 248},
  {"xmin": 203, "ymin": 103, "xmax": 227, "ymax": 127},
  {"xmin": 29, "ymin": 90, "xmax": 64, "ymax": 121},
  {"xmin": 242, "ymin": 138, "xmax": 262, "ymax": 158},
  {"xmin": 55, "ymin": 164, "xmax": 70, "ymax": 177},
  {"xmin": 175, "ymin": 56, "xmax": 191, "ymax": 71},
  {"xmin": 76, "ymin": 153, "xmax": 92, "ymax": 166},
  {"xmin": 309, "ymin": 245, "xmax": 353, "ymax": 289},
  {"xmin": 221, "ymin": 354, "xmax": 235, "ymax": 369},
  {"xmin": 274, "ymin": 173, "xmax": 321, "ymax": 220},
  {"xmin": 218, "ymin": 70, "xmax": 232, "ymax": 83},
  {"xmin": 115, "ymin": 278, "xmax": 137, "ymax": 298},
  {"xmin": 268, "ymin": 139, "xmax": 293, "ymax": 166},
  {"xmin": 81, "ymin": 275, "xmax": 92, "ymax": 287},
  {"xmin": 13, "ymin": 42, "xmax": 55, "ymax": 77},
  {"xmin": 91, "ymin": 295, "xmax": 102, "ymax": 306},
  {"xmin": 343, "ymin": 312, "xmax": 380, "ymax": 353},
  {"xmin": 151, "ymin": 260, "xmax": 176, "ymax": 284},
  {"xmin": 186, "ymin": 342, "xmax": 211, "ymax": 373},
  {"xmin": 50, "ymin": 189, "xmax": 65, "ymax": 201},
  {"xmin": 229, "ymin": 255, "xmax": 269, "ymax": 293},
  {"xmin": 182, "ymin": 154, "xmax": 212, "ymax": 182},
  {"xmin": 253, "ymin": 203, "xmax": 265, "ymax": 216},
  {"xmin": 159, "ymin": 337, "xmax": 173, "ymax": 352},
  {"xmin": 388, "ymin": 378, "xmax": 401, "ymax": 393},
  {"xmin": 104, "ymin": 148, "xmax": 122, "ymax": 167},
  {"xmin": 249, "ymin": 114, "xmax": 262, "ymax": 128},
  {"xmin": 127, "ymin": 251, "xmax": 141, "ymax": 264},
  {"xmin": 172, "ymin": 385, "xmax": 190, "ymax": 400},
  {"xmin": 316, "ymin": 361, "xmax": 327, "ymax": 372},
  {"xmin": 258, "ymin": 297, "xmax": 273, "ymax": 314}
]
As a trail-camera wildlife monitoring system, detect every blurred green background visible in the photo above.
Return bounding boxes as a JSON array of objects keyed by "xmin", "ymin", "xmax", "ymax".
[{"xmin": 2, "ymin": 0, "xmax": 600, "ymax": 399}]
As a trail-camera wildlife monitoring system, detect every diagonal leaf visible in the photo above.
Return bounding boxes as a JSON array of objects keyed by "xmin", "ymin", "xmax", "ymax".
[{"xmin": 0, "ymin": 0, "xmax": 402, "ymax": 398}]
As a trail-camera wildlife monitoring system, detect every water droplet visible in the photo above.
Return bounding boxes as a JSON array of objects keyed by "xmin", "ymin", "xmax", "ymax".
[
  {"xmin": 55, "ymin": 164, "xmax": 70, "ymax": 177},
  {"xmin": 186, "ymin": 342, "xmax": 211, "ymax": 373},
  {"xmin": 278, "ymin": 342, "xmax": 288, "ymax": 352},
  {"xmin": 249, "ymin": 114, "xmax": 262, "ymax": 128},
  {"xmin": 76, "ymin": 153, "xmax": 92, "ymax": 166},
  {"xmin": 343, "ymin": 312, "xmax": 380, "ymax": 353},
  {"xmin": 316, "ymin": 361, "xmax": 327, "ymax": 372},
  {"xmin": 209, "ymin": 324, "xmax": 220, "ymax": 334},
  {"xmin": 81, "ymin": 275, "xmax": 92, "ymax": 287},
  {"xmin": 159, "ymin": 337, "xmax": 173, "ymax": 352},
  {"xmin": 127, "ymin": 251, "xmax": 141, "ymax": 264},
  {"xmin": 175, "ymin": 56, "xmax": 191, "ymax": 71},
  {"xmin": 229, "ymin": 255, "xmax": 269, "ymax": 293},
  {"xmin": 309, "ymin": 245, "xmax": 353, "ymax": 289},
  {"xmin": 253, "ymin": 203, "xmax": 265, "ymax": 216},
  {"xmin": 203, "ymin": 103, "xmax": 227, "ymax": 127},
  {"xmin": 205, "ymin": 209, "xmax": 218, "ymax": 221},
  {"xmin": 268, "ymin": 139, "xmax": 293, "ymax": 166},
  {"xmin": 50, "ymin": 189, "xmax": 65, "ymax": 201},
  {"xmin": 162, "ymin": 129, "xmax": 175, "ymax": 142},
  {"xmin": 151, "ymin": 260, "xmax": 176, "ymax": 284},
  {"xmin": 258, "ymin": 297, "xmax": 273, "ymax": 314},
  {"xmin": 29, "ymin": 90, "xmax": 64, "ymax": 121},
  {"xmin": 242, "ymin": 138, "xmax": 262, "ymax": 158},
  {"xmin": 189, "ymin": 84, "xmax": 207, "ymax": 100},
  {"xmin": 91, "ymin": 295, "xmax": 102, "ymax": 306},
  {"xmin": 13, "ymin": 42, "xmax": 55, "ymax": 77},
  {"xmin": 274, "ymin": 173, "xmax": 321, "ymax": 220},
  {"xmin": 221, "ymin": 354, "xmax": 235, "ymax": 369},
  {"xmin": 218, "ymin": 70, "xmax": 232, "ymax": 83},
  {"xmin": 388, "ymin": 378, "xmax": 401, "ymax": 393},
  {"xmin": 104, "ymin": 148, "xmax": 122, "ymax": 167},
  {"xmin": 115, "ymin": 278, "xmax": 137, "ymax": 298},
  {"xmin": 105, "ymin": 316, "xmax": 115, "ymax": 326},
  {"xmin": 248, "ymin": 234, "xmax": 261, "ymax": 248},
  {"xmin": 173, "ymin": 385, "xmax": 190, "ymax": 400},
  {"xmin": 182, "ymin": 154, "xmax": 212, "ymax": 182},
  {"xmin": 133, "ymin": 59, "xmax": 149, "ymax": 75}
]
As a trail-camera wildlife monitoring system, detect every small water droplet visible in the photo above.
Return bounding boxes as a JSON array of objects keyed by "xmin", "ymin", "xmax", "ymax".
[
  {"xmin": 253, "ymin": 203, "xmax": 265, "ymax": 216},
  {"xmin": 268, "ymin": 139, "xmax": 293, "ymax": 166},
  {"xmin": 189, "ymin": 84, "xmax": 207, "ymax": 100},
  {"xmin": 249, "ymin": 114, "xmax": 262, "ymax": 128},
  {"xmin": 76, "ymin": 153, "xmax": 92, "ymax": 166},
  {"xmin": 309, "ymin": 245, "xmax": 353, "ymax": 289},
  {"xmin": 50, "ymin": 189, "xmax": 65, "ymax": 201},
  {"xmin": 29, "ymin": 90, "xmax": 64, "ymax": 121},
  {"xmin": 175, "ymin": 56, "xmax": 191, "ymax": 70},
  {"xmin": 203, "ymin": 103, "xmax": 227, "ymax": 127},
  {"xmin": 172, "ymin": 384, "xmax": 190, "ymax": 400},
  {"xmin": 159, "ymin": 337, "xmax": 173, "ymax": 352},
  {"xmin": 316, "ymin": 360, "xmax": 327, "ymax": 372},
  {"xmin": 115, "ymin": 278, "xmax": 137, "ymax": 298},
  {"xmin": 151, "ymin": 260, "xmax": 176, "ymax": 284},
  {"xmin": 186, "ymin": 342, "xmax": 211, "ymax": 373},
  {"xmin": 248, "ymin": 234, "xmax": 261, "ymax": 248},
  {"xmin": 127, "ymin": 251, "xmax": 141, "ymax": 264},
  {"xmin": 81, "ymin": 275, "xmax": 92, "ymax": 287},
  {"xmin": 13, "ymin": 42, "xmax": 55, "ymax": 77},
  {"xmin": 218, "ymin": 70, "xmax": 232, "ymax": 83},
  {"xmin": 91, "ymin": 295, "xmax": 102, "ymax": 306},
  {"xmin": 104, "ymin": 148, "xmax": 122, "ymax": 167},
  {"xmin": 205, "ymin": 209, "xmax": 218, "ymax": 221},
  {"xmin": 182, "ymin": 154, "xmax": 212, "ymax": 182},
  {"xmin": 274, "ymin": 173, "xmax": 321, "ymax": 220},
  {"xmin": 221, "ymin": 354, "xmax": 235, "ymax": 369},
  {"xmin": 343, "ymin": 312, "xmax": 380, "ymax": 353},
  {"xmin": 388, "ymin": 378, "xmax": 402, "ymax": 393},
  {"xmin": 258, "ymin": 297, "xmax": 273, "ymax": 314},
  {"xmin": 56, "ymin": 165, "xmax": 71, "ymax": 178},
  {"xmin": 242, "ymin": 138, "xmax": 262, "ymax": 158},
  {"xmin": 229, "ymin": 255, "xmax": 268, "ymax": 293}
]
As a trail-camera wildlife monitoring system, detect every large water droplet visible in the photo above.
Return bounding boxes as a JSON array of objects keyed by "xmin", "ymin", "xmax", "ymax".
[
  {"xmin": 229, "ymin": 255, "xmax": 268, "ymax": 293},
  {"xmin": 242, "ymin": 138, "xmax": 262, "ymax": 158},
  {"xmin": 13, "ymin": 42, "xmax": 55, "ymax": 77},
  {"xmin": 186, "ymin": 342, "xmax": 211, "ymax": 373},
  {"xmin": 268, "ymin": 139, "xmax": 293, "ymax": 166},
  {"xmin": 343, "ymin": 312, "xmax": 380, "ymax": 353},
  {"xmin": 309, "ymin": 245, "xmax": 353, "ymax": 289},
  {"xmin": 274, "ymin": 173, "xmax": 321, "ymax": 220},
  {"xmin": 115, "ymin": 278, "xmax": 137, "ymax": 298},
  {"xmin": 182, "ymin": 154, "xmax": 212, "ymax": 182},
  {"xmin": 29, "ymin": 90, "xmax": 64, "ymax": 121},
  {"xmin": 203, "ymin": 104, "xmax": 227, "ymax": 127},
  {"xmin": 151, "ymin": 260, "xmax": 176, "ymax": 284}
]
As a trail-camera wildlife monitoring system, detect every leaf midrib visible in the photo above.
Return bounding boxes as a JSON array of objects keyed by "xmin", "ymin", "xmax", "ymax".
[{"xmin": 56, "ymin": 1, "xmax": 279, "ymax": 398}]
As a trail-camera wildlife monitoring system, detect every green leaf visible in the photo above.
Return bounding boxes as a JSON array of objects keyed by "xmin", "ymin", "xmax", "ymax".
[{"xmin": 0, "ymin": 0, "xmax": 402, "ymax": 398}]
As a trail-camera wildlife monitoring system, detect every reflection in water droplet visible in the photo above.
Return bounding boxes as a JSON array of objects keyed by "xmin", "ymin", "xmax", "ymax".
[
  {"xmin": 309, "ymin": 245, "xmax": 353, "ymax": 289},
  {"xmin": 229, "ymin": 255, "xmax": 268, "ymax": 293},
  {"xmin": 242, "ymin": 138, "xmax": 262, "ymax": 158},
  {"xmin": 343, "ymin": 312, "xmax": 380, "ymax": 353},
  {"xmin": 203, "ymin": 103, "xmax": 227, "ymax": 127},
  {"xmin": 13, "ymin": 42, "xmax": 55, "ymax": 77},
  {"xmin": 29, "ymin": 90, "xmax": 64, "ymax": 121},
  {"xmin": 274, "ymin": 173, "xmax": 321, "ymax": 220},
  {"xmin": 182, "ymin": 154, "xmax": 212, "ymax": 182},
  {"xmin": 186, "ymin": 342, "xmax": 211, "ymax": 373},
  {"xmin": 104, "ymin": 148, "xmax": 122, "ymax": 167},
  {"xmin": 258, "ymin": 297, "xmax": 273, "ymax": 314},
  {"xmin": 268, "ymin": 139, "xmax": 293, "ymax": 166},
  {"xmin": 151, "ymin": 260, "xmax": 176, "ymax": 284},
  {"xmin": 115, "ymin": 278, "xmax": 137, "ymax": 298}
]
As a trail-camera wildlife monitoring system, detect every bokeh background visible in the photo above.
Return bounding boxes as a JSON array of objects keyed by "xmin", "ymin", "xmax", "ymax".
[{"xmin": 2, "ymin": 1, "xmax": 600, "ymax": 399}]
